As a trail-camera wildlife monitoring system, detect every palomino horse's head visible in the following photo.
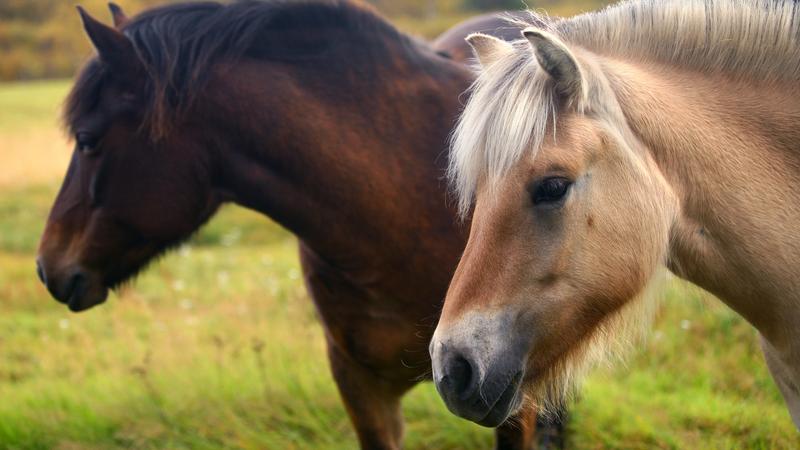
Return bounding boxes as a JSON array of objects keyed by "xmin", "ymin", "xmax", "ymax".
[
  {"xmin": 37, "ymin": 5, "xmax": 224, "ymax": 311},
  {"xmin": 430, "ymin": 29, "xmax": 677, "ymax": 425}
]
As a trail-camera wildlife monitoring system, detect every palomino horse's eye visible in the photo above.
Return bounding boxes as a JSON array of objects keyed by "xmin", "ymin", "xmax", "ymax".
[
  {"xmin": 76, "ymin": 132, "xmax": 99, "ymax": 156},
  {"xmin": 532, "ymin": 177, "xmax": 572, "ymax": 205}
]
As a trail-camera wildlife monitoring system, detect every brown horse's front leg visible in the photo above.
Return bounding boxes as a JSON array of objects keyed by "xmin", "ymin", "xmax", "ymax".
[
  {"xmin": 327, "ymin": 341, "xmax": 408, "ymax": 450},
  {"xmin": 495, "ymin": 404, "xmax": 567, "ymax": 450}
]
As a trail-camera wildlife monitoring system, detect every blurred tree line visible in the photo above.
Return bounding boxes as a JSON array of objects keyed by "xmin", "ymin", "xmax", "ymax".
[
  {"xmin": 0, "ymin": 0, "xmax": 167, "ymax": 80},
  {"xmin": 0, "ymin": 0, "xmax": 587, "ymax": 81}
]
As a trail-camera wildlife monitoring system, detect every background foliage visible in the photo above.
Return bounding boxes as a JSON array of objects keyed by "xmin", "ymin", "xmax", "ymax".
[{"xmin": 0, "ymin": 0, "xmax": 610, "ymax": 81}]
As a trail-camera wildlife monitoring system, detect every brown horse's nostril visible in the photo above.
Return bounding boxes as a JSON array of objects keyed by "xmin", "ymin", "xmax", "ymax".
[
  {"xmin": 36, "ymin": 258, "xmax": 46, "ymax": 285},
  {"xmin": 39, "ymin": 263, "xmax": 89, "ymax": 306}
]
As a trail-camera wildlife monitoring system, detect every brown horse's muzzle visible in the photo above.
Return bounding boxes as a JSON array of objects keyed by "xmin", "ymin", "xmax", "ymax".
[{"xmin": 36, "ymin": 257, "xmax": 108, "ymax": 312}]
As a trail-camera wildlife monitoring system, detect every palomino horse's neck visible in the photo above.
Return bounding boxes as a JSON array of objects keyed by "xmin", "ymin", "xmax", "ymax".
[
  {"xmin": 207, "ymin": 39, "xmax": 471, "ymax": 290},
  {"xmin": 604, "ymin": 58, "xmax": 800, "ymax": 343}
]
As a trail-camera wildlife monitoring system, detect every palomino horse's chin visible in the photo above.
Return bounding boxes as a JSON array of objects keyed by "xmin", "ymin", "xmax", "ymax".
[{"xmin": 474, "ymin": 371, "xmax": 525, "ymax": 427}]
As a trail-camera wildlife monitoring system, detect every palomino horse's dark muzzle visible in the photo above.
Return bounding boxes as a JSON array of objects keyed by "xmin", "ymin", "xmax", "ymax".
[{"xmin": 431, "ymin": 313, "xmax": 529, "ymax": 427}]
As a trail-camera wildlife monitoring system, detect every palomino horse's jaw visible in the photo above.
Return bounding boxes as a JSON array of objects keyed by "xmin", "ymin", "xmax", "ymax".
[{"xmin": 430, "ymin": 311, "xmax": 529, "ymax": 427}]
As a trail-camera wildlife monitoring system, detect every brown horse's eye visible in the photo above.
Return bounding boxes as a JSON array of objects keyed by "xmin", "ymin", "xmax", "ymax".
[
  {"xmin": 76, "ymin": 132, "xmax": 99, "ymax": 156},
  {"xmin": 532, "ymin": 177, "xmax": 572, "ymax": 205}
]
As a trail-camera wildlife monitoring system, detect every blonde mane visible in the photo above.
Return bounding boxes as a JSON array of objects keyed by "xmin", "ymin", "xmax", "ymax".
[{"xmin": 450, "ymin": 0, "xmax": 800, "ymax": 216}]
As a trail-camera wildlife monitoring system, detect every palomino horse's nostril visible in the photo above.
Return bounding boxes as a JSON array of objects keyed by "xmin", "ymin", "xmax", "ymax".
[
  {"xmin": 450, "ymin": 356, "xmax": 472, "ymax": 398},
  {"xmin": 442, "ymin": 353, "xmax": 479, "ymax": 401}
]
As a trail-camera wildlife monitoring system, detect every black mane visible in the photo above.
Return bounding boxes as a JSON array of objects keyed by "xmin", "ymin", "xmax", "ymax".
[{"xmin": 65, "ymin": 0, "xmax": 411, "ymax": 138}]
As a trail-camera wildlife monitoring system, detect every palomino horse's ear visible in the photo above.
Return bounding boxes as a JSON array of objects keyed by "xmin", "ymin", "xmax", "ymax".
[
  {"xmin": 108, "ymin": 3, "xmax": 129, "ymax": 28},
  {"xmin": 465, "ymin": 33, "xmax": 513, "ymax": 68},
  {"xmin": 522, "ymin": 27, "xmax": 588, "ymax": 108},
  {"xmin": 77, "ymin": 6, "xmax": 136, "ymax": 71}
]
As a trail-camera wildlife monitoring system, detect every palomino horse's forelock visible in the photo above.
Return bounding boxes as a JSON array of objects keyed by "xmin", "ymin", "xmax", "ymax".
[{"xmin": 449, "ymin": 41, "xmax": 557, "ymax": 218}]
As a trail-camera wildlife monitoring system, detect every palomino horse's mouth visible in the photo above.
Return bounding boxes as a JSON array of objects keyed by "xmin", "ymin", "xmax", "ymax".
[{"xmin": 475, "ymin": 371, "xmax": 524, "ymax": 427}]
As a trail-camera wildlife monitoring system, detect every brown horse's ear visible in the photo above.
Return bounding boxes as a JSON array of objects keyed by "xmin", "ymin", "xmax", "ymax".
[
  {"xmin": 77, "ymin": 6, "xmax": 136, "ymax": 71},
  {"xmin": 108, "ymin": 3, "xmax": 129, "ymax": 28},
  {"xmin": 522, "ymin": 27, "xmax": 588, "ymax": 109},
  {"xmin": 465, "ymin": 33, "xmax": 513, "ymax": 68}
]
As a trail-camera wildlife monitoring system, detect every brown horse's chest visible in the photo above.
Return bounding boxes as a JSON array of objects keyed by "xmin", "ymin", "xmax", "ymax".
[
  {"xmin": 316, "ymin": 289, "xmax": 437, "ymax": 380},
  {"xmin": 299, "ymin": 244, "xmax": 440, "ymax": 378}
]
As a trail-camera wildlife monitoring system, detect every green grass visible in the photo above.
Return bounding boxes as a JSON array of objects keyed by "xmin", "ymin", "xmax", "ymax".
[
  {"xmin": 1, "ymin": 74, "xmax": 798, "ymax": 450},
  {"xmin": 0, "ymin": 80, "xmax": 71, "ymax": 132},
  {"xmin": 0, "ymin": 184, "xmax": 495, "ymax": 450}
]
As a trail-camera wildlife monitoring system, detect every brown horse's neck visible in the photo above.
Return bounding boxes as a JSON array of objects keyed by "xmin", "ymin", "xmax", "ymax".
[
  {"xmin": 607, "ymin": 58, "xmax": 800, "ymax": 342},
  {"xmin": 206, "ymin": 36, "xmax": 472, "ymax": 293}
]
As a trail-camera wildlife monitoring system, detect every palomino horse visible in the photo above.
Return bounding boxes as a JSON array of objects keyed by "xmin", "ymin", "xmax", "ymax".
[
  {"xmin": 35, "ymin": 1, "xmax": 564, "ymax": 448},
  {"xmin": 431, "ymin": 0, "xmax": 800, "ymax": 430}
]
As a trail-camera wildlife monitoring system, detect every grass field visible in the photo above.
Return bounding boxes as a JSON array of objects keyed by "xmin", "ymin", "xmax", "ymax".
[{"xmin": 1, "ymin": 78, "xmax": 798, "ymax": 448}]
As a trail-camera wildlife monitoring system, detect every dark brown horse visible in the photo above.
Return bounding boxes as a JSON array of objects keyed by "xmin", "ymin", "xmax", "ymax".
[{"xmin": 35, "ymin": 1, "xmax": 561, "ymax": 448}]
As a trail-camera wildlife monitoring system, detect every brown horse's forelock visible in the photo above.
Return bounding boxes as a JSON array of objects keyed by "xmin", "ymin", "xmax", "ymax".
[{"xmin": 64, "ymin": 0, "xmax": 408, "ymax": 140}]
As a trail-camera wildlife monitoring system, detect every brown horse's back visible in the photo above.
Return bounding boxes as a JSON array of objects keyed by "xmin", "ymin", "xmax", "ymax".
[{"xmin": 433, "ymin": 11, "xmax": 538, "ymax": 63}]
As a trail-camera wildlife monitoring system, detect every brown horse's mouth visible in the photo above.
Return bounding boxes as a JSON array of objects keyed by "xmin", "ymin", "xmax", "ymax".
[
  {"xmin": 41, "ymin": 240, "xmax": 182, "ymax": 312},
  {"xmin": 67, "ymin": 283, "xmax": 109, "ymax": 312},
  {"xmin": 63, "ymin": 270, "xmax": 110, "ymax": 312},
  {"xmin": 38, "ymin": 261, "xmax": 111, "ymax": 313}
]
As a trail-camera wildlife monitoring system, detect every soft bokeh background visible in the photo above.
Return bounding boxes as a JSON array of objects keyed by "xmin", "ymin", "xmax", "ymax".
[{"xmin": 1, "ymin": 1, "xmax": 798, "ymax": 448}]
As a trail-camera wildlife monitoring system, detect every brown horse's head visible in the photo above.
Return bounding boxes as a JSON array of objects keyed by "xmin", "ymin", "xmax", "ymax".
[
  {"xmin": 37, "ymin": 5, "xmax": 226, "ymax": 311},
  {"xmin": 430, "ymin": 30, "xmax": 678, "ymax": 425},
  {"xmin": 38, "ymin": 0, "xmax": 456, "ymax": 312}
]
